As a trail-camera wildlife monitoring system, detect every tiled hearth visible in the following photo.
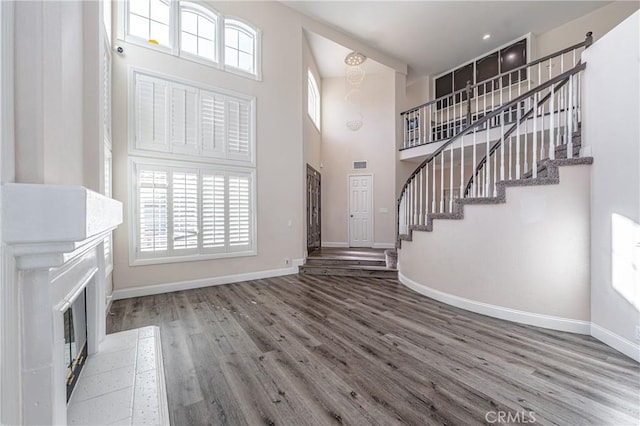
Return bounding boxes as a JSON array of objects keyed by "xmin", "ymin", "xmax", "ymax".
[{"xmin": 68, "ymin": 327, "xmax": 169, "ymax": 425}]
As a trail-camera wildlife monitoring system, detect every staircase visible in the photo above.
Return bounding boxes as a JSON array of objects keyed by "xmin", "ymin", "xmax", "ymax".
[{"xmin": 299, "ymin": 248, "xmax": 398, "ymax": 278}]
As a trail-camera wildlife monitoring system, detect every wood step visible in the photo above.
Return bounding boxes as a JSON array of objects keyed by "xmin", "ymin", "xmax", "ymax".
[
  {"xmin": 305, "ymin": 257, "xmax": 387, "ymax": 267},
  {"xmin": 299, "ymin": 264, "xmax": 397, "ymax": 278}
]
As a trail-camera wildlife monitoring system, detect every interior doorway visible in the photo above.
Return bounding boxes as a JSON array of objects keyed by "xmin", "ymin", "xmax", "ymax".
[
  {"xmin": 306, "ymin": 164, "xmax": 321, "ymax": 254},
  {"xmin": 348, "ymin": 174, "xmax": 373, "ymax": 247}
]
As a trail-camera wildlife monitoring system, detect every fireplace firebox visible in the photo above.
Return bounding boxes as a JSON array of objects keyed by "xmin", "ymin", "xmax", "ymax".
[{"xmin": 63, "ymin": 288, "xmax": 88, "ymax": 401}]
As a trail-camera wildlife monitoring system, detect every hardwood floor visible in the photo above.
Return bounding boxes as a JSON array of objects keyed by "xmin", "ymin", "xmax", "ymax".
[{"xmin": 107, "ymin": 274, "xmax": 639, "ymax": 425}]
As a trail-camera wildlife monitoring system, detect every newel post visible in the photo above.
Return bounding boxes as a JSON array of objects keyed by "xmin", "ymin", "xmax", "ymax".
[{"xmin": 585, "ymin": 31, "xmax": 593, "ymax": 48}]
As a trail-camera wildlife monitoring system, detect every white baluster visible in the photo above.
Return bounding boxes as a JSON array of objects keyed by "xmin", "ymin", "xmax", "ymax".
[
  {"xmin": 516, "ymin": 102, "xmax": 521, "ymax": 178},
  {"xmin": 440, "ymin": 151, "xmax": 444, "ymax": 212},
  {"xmin": 425, "ymin": 163, "xmax": 430, "ymax": 222},
  {"xmin": 550, "ymin": 84, "xmax": 555, "ymax": 160},
  {"xmin": 432, "ymin": 158, "xmax": 436, "ymax": 213},
  {"xmin": 449, "ymin": 143, "xmax": 454, "ymax": 212},
  {"xmin": 485, "ymin": 116, "xmax": 491, "ymax": 197},
  {"xmin": 419, "ymin": 168, "xmax": 423, "ymax": 225},
  {"xmin": 500, "ymin": 111, "xmax": 505, "ymax": 181},
  {"xmin": 533, "ymin": 93, "xmax": 538, "ymax": 178},
  {"xmin": 493, "ymin": 152, "xmax": 497, "ymax": 196},
  {"xmin": 460, "ymin": 137, "xmax": 465, "ymax": 200},
  {"xmin": 567, "ymin": 74, "xmax": 574, "ymax": 159},
  {"xmin": 472, "ymin": 130, "xmax": 477, "ymax": 197}
]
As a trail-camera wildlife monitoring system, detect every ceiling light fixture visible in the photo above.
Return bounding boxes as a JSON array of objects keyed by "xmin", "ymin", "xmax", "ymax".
[
  {"xmin": 345, "ymin": 51, "xmax": 366, "ymax": 66},
  {"xmin": 483, "ymin": 34, "xmax": 491, "ymax": 40}
]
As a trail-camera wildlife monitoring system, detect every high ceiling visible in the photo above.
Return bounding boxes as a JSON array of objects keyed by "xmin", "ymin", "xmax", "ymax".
[{"xmin": 285, "ymin": 1, "xmax": 609, "ymax": 80}]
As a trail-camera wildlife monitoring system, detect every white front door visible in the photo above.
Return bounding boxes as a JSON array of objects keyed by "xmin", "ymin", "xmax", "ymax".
[{"xmin": 349, "ymin": 175, "xmax": 373, "ymax": 247}]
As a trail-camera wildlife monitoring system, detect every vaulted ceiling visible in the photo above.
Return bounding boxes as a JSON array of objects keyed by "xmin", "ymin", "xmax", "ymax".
[{"xmin": 284, "ymin": 1, "xmax": 609, "ymax": 80}]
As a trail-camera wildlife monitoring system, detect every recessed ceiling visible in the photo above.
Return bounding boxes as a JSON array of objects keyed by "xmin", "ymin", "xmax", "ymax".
[{"xmin": 286, "ymin": 1, "xmax": 610, "ymax": 81}]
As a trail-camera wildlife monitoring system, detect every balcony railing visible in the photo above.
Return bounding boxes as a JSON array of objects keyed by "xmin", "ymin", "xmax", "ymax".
[{"xmin": 400, "ymin": 33, "xmax": 592, "ymax": 151}]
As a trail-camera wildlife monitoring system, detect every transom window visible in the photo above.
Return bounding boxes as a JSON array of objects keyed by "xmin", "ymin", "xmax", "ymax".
[
  {"xmin": 224, "ymin": 20, "xmax": 256, "ymax": 74},
  {"xmin": 128, "ymin": 0, "xmax": 170, "ymax": 47},
  {"xmin": 180, "ymin": 3, "xmax": 217, "ymax": 62},
  {"xmin": 307, "ymin": 69, "xmax": 320, "ymax": 129},
  {"xmin": 121, "ymin": 1, "xmax": 262, "ymax": 79}
]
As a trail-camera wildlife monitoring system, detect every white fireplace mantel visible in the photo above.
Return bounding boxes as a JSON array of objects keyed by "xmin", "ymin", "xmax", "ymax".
[
  {"xmin": 2, "ymin": 183, "xmax": 123, "ymax": 269},
  {"xmin": 2, "ymin": 183, "xmax": 124, "ymax": 425}
]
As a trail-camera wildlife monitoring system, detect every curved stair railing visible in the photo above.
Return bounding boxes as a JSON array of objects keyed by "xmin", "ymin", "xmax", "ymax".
[{"xmin": 397, "ymin": 60, "xmax": 588, "ymax": 243}]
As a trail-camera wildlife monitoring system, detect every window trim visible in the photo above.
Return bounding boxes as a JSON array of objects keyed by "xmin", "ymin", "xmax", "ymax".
[
  {"xmin": 118, "ymin": 1, "xmax": 262, "ymax": 80},
  {"xmin": 128, "ymin": 156, "xmax": 257, "ymax": 266},
  {"xmin": 307, "ymin": 68, "xmax": 320, "ymax": 130}
]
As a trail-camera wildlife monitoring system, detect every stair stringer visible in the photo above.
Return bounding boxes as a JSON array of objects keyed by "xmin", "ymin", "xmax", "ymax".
[{"xmin": 397, "ymin": 158, "xmax": 593, "ymax": 334}]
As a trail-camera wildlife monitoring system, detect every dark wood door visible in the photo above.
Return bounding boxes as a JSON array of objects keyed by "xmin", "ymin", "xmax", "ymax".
[{"xmin": 306, "ymin": 164, "xmax": 321, "ymax": 254}]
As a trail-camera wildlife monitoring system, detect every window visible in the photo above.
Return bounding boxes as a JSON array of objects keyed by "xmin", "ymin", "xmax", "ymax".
[
  {"xmin": 434, "ymin": 36, "xmax": 529, "ymax": 100},
  {"xmin": 132, "ymin": 159, "xmax": 255, "ymax": 264},
  {"xmin": 180, "ymin": 2, "xmax": 217, "ymax": 63},
  {"xmin": 120, "ymin": 1, "xmax": 262, "ymax": 79},
  {"xmin": 127, "ymin": 0, "xmax": 171, "ymax": 47},
  {"xmin": 129, "ymin": 70, "xmax": 256, "ymax": 265},
  {"xmin": 224, "ymin": 19, "xmax": 258, "ymax": 75},
  {"xmin": 307, "ymin": 69, "xmax": 320, "ymax": 129},
  {"xmin": 131, "ymin": 69, "xmax": 255, "ymax": 164}
]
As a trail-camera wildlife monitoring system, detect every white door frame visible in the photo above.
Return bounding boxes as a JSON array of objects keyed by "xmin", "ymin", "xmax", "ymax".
[{"xmin": 347, "ymin": 173, "xmax": 374, "ymax": 248}]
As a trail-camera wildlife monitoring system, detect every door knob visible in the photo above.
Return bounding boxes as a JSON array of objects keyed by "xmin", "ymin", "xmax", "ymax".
[{"xmin": 350, "ymin": 214, "xmax": 354, "ymax": 217}]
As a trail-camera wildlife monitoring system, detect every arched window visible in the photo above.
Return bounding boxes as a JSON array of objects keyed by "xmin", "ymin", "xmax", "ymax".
[
  {"xmin": 127, "ymin": 0, "xmax": 171, "ymax": 47},
  {"xmin": 179, "ymin": 2, "xmax": 218, "ymax": 63},
  {"xmin": 224, "ymin": 19, "xmax": 259, "ymax": 76}
]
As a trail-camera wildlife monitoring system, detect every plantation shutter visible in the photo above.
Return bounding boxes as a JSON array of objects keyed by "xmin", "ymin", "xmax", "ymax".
[
  {"xmin": 172, "ymin": 171, "xmax": 199, "ymax": 251},
  {"xmin": 138, "ymin": 168, "xmax": 169, "ymax": 253},
  {"xmin": 227, "ymin": 99, "xmax": 251, "ymax": 162},
  {"xmin": 170, "ymin": 84, "xmax": 199, "ymax": 155},
  {"xmin": 228, "ymin": 174, "xmax": 251, "ymax": 249},
  {"xmin": 135, "ymin": 74, "xmax": 169, "ymax": 151},
  {"xmin": 200, "ymin": 90, "xmax": 226, "ymax": 158},
  {"xmin": 201, "ymin": 173, "xmax": 226, "ymax": 250}
]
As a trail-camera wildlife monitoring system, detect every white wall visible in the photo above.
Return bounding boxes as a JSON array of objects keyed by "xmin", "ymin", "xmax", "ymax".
[
  {"xmin": 111, "ymin": 1, "xmax": 306, "ymax": 292},
  {"xmin": 534, "ymin": 1, "xmax": 639, "ymax": 58},
  {"xmin": 582, "ymin": 11, "xmax": 640, "ymax": 361},
  {"xmin": 321, "ymin": 70, "xmax": 397, "ymax": 247},
  {"xmin": 398, "ymin": 164, "xmax": 592, "ymax": 332}
]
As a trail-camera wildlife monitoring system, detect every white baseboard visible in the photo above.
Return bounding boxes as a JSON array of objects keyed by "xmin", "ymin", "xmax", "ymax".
[
  {"xmin": 113, "ymin": 258, "xmax": 304, "ymax": 300},
  {"xmin": 398, "ymin": 272, "xmax": 591, "ymax": 335},
  {"xmin": 591, "ymin": 323, "xmax": 640, "ymax": 363},
  {"xmin": 321, "ymin": 242, "xmax": 349, "ymax": 248},
  {"xmin": 373, "ymin": 243, "xmax": 395, "ymax": 249}
]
